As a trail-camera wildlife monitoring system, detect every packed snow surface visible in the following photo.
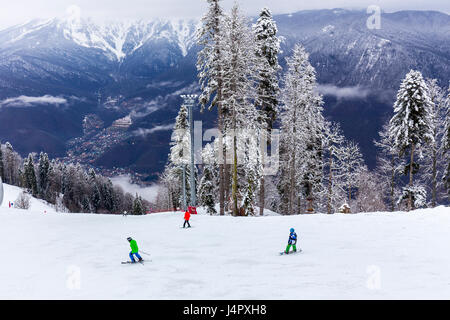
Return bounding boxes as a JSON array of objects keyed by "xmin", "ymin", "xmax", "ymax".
[{"xmin": 0, "ymin": 193, "xmax": 449, "ymax": 299}]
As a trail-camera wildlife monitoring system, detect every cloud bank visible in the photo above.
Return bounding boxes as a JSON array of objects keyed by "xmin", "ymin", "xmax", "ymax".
[
  {"xmin": 110, "ymin": 175, "xmax": 161, "ymax": 203},
  {"xmin": 133, "ymin": 124, "xmax": 175, "ymax": 137},
  {"xmin": 316, "ymin": 84, "xmax": 371, "ymax": 99},
  {"xmin": 0, "ymin": 95, "xmax": 68, "ymax": 108}
]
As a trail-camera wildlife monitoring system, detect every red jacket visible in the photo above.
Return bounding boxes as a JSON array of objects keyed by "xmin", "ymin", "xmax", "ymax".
[{"xmin": 184, "ymin": 211, "xmax": 190, "ymax": 220}]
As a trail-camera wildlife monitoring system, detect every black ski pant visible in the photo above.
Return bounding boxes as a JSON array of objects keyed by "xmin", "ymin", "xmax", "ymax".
[{"xmin": 183, "ymin": 220, "xmax": 191, "ymax": 228}]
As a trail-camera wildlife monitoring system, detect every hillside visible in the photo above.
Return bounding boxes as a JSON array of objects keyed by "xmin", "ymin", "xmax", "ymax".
[
  {"xmin": 0, "ymin": 204, "xmax": 449, "ymax": 299},
  {"xmin": 1, "ymin": 183, "xmax": 58, "ymax": 213}
]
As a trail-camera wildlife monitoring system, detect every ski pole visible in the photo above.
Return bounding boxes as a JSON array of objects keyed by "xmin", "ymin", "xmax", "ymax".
[{"xmin": 140, "ymin": 250, "xmax": 151, "ymax": 256}]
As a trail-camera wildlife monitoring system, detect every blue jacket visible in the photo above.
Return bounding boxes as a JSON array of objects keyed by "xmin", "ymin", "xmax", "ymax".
[{"xmin": 288, "ymin": 232, "xmax": 297, "ymax": 245}]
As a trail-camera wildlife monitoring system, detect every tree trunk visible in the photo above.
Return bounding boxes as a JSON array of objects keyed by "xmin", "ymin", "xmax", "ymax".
[
  {"xmin": 232, "ymin": 130, "xmax": 239, "ymax": 216},
  {"xmin": 259, "ymin": 176, "xmax": 265, "ymax": 216},
  {"xmin": 259, "ymin": 128, "xmax": 268, "ymax": 216},
  {"xmin": 431, "ymin": 147, "xmax": 437, "ymax": 208},
  {"xmin": 390, "ymin": 156, "xmax": 395, "ymax": 212},
  {"xmin": 328, "ymin": 155, "xmax": 333, "ymax": 214},
  {"xmin": 218, "ymin": 108, "xmax": 225, "ymax": 216},
  {"xmin": 408, "ymin": 144, "xmax": 415, "ymax": 211},
  {"xmin": 289, "ymin": 153, "xmax": 296, "ymax": 215},
  {"xmin": 348, "ymin": 184, "xmax": 351, "ymax": 204},
  {"xmin": 224, "ymin": 150, "xmax": 230, "ymax": 213}
]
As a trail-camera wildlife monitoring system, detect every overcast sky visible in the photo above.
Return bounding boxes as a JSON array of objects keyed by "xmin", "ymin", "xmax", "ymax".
[{"xmin": 0, "ymin": 0, "xmax": 448, "ymax": 29}]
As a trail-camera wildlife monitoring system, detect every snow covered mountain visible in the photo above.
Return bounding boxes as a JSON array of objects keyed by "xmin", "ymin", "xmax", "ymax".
[
  {"xmin": 0, "ymin": 9, "xmax": 449, "ymax": 178},
  {"xmin": 1, "ymin": 15, "xmax": 199, "ymax": 61}
]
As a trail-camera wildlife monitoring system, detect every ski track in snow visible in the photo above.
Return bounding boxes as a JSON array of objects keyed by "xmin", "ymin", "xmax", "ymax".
[{"xmin": 0, "ymin": 185, "xmax": 449, "ymax": 299}]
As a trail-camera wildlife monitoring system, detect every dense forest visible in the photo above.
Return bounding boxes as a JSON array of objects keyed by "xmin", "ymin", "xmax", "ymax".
[{"xmin": 0, "ymin": 142, "xmax": 149, "ymax": 214}]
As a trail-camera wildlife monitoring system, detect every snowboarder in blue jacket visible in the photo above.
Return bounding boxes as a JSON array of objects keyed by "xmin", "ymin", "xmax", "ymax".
[{"xmin": 285, "ymin": 228, "xmax": 297, "ymax": 254}]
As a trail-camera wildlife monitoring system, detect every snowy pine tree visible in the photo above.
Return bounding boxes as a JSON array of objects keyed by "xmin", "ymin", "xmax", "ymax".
[
  {"xmin": 278, "ymin": 44, "xmax": 325, "ymax": 214},
  {"xmin": 442, "ymin": 86, "xmax": 450, "ymax": 198},
  {"xmin": 197, "ymin": 0, "xmax": 228, "ymax": 215},
  {"xmin": 221, "ymin": 3, "xmax": 261, "ymax": 216},
  {"xmin": 253, "ymin": 6, "xmax": 280, "ymax": 131},
  {"xmin": 38, "ymin": 152, "xmax": 50, "ymax": 199},
  {"xmin": 418, "ymin": 79, "xmax": 448, "ymax": 207},
  {"xmin": 253, "ymin": 7, "xmax": 281, "ymax": 215},
  {"xmin": 389, "ymin": 70, "xmax": 435, "ymax": 211},
  {"xmin": 132, "ymin": 193, "xmax": 146, "ymax": 215},
  {"xmin": 198, "ymin": 144, "xmax": 218, "ymax": 215},
  {"xmin": 24, "ymin": 154, "xmax": 38, "ymax": 197},
  {"xmin": 168, "ymin": 104, "xmax": 193, "ymax": 208}
]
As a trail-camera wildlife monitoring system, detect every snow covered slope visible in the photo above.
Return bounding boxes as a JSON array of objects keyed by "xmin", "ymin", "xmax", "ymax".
[
  {"xmin": 0, "ymin": 206, "xmax": 449, "ymax": 299},
  {"xmin": 0, "ymin": 183, "xmax": 58, "ymax": 213}
]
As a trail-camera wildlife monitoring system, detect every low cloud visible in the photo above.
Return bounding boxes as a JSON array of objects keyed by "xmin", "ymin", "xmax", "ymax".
[
  {"xmin": 0, "ymin": 95, "xmax": 68, "ymax": 108},
  {"xmin": 133, "ymin": 123, "xmax": 174, "ymax": 137},
  {"xmin": 110, "ymin": 175, "xmax": 161, "ymax": 203},
  {"xmin": 316, "ymin": 84, "xmax": 370, "ymax": 99}
]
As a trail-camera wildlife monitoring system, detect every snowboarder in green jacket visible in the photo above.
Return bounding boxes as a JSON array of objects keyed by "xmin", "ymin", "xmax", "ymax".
[{"xmin": 127, "ymin": 237, "xmax": 143, "ymax": 263}]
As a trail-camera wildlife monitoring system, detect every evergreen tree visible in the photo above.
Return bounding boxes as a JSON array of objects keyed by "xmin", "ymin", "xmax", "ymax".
[
  {"xmin": 101, "ymin": 180, "xmax": 115, "ymax": 213},
  {"xmin": 88, "ymin": 169, "xmax": 101, "ymax": 213},
  {"xmin": 168, "ymin": 104, "xmax": 192, "ymax": 207},
  {"xmin": 132, "ymin": 194, "xmax": 146, "ymax": 215},
  {"xmin": 38, "ymin": 152, "xmax": 50, "ymax": 199},
  {"xmin": 278, "ymin": 44, "xmax": 325, "ymax": 214},
  {"xmin": 197, "ymin": 0, "xmax": 227, "ymax": 215},
  {"xmin": 389, "ymin": 70, "xmax": 434, "ymax": 211},
  {"xmin": 253, "ymin": 7, "xmax": 281, "ymax": 215},
  {"xmin": 253, "ymin": 7, "xmax": 281, "ymax": 131},
  {"xmin": 419, "ymin": 79, "xmax": 447, "ymax": 207},
  {"xmin": 198, "ymin": 143, "xmax": 218, "ymax": 215},
  {"xmin": 222, "ymin": 3, "xmax": 261, "ymax": 215},
  {"xmin": 442, "ymin": 86, "xmax": 450, "ymax": 198},
  {"xmin": 24, "ymin": 154, "xmax": 38, "ymax": 196},
  {"xmin": 4, "ymin": 142, "xmax": 20, "ymax": 185}
]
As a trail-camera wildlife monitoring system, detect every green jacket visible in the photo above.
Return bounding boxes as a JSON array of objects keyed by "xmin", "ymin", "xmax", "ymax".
[{"xmin": 129, "ymin": 239, "xmax": 139, "ymax": 253}]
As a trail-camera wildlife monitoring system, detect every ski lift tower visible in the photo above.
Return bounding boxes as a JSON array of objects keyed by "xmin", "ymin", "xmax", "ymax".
[{"xmin": 180, "ymin": 94, "xmax": 198, "ymax": 207}]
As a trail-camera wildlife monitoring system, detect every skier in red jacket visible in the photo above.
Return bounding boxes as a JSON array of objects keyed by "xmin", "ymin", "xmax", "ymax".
[{"xmin": 183, "ymin": 210, "xmax": 191, "ymax": 228}]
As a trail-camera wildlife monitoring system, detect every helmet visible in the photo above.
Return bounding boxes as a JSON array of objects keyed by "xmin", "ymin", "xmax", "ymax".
[
  {"xmin": 127, "ymin": 237, "xmax": 132, "ymax": 241},
  {"xmin": 290, "ymin": 228, "xmax": 295, "ymax": 233}
]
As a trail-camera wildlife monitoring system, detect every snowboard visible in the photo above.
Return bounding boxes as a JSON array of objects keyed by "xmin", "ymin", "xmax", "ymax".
[
  {"xmin": 121, "ymin": 260, "xmax": 146, "ymax": 264},
  {"xmin": 279, "ymin": 249, "xmax": 302, "ymax": 255}
]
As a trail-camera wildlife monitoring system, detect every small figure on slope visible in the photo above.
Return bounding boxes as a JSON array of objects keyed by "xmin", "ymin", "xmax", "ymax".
[
  {"xmin": 284, "ymin": 228, "xmax": 297, "ymax": 254},
  {"xmin": 183, "ymin": 209, "xmax": 191, "ymax": 228},
  {"xmin": 127, "ymin": 237, "xmax": 143, "ymax": 263}
]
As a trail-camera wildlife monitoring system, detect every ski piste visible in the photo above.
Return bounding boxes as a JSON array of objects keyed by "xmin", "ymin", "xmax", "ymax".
[{"xmin": 279, "ymin": 249, "xmax": 302, "ymax": 255}]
